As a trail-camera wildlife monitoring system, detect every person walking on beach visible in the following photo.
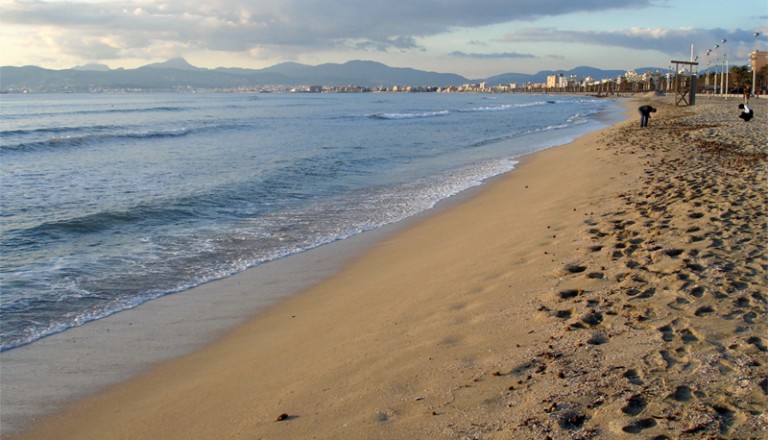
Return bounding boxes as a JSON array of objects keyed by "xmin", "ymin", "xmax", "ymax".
[
  {"xmin": 738, "ymin": 103, "xmax": 754, "ymax": 121},
  {"xmin": 638, "ymin": 105, "xmax": 656, "ymax": 127}
]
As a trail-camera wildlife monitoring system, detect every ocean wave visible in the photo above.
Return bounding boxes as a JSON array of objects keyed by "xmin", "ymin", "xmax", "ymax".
[
  {"xmin": 368, "ymin": 110, "xmax": 450, "ymax": 120},
  {"xmin": 12, "ymin": 203, "xmax": 207, "ymax": 241},
  {"xmin": 1, "ymin": 128, "xmax": 194, "ymax": 153},
  {"xmin": 366, "ymin": 99, "xmax": 558, "ymax": 119},
  {"xmin": 0, "ymin": 121, "xmax": 255, "ymax": 153},
  {"xmin": 2, "ymin": 125, "xmax": 116, "ymax": 138},
  {"xmin": 1, "ymin": 93, "xmax": 620, "ymax": 352},
  {"xmin": 462, "ymin": 104, "xmax": 515, "ymax": 112},
  {"xmin": 82, "ymin": 106, "xmax": 185, "ymax": 115},
  {"xmin": 461, "ymin": 100, "xmax": 556, "ymax": 113},
  {"xmin": 0, "ymin": 154, "xmax": 525, "ymax": 352},
  {"xmin": 0, "ymin": 217, "xmax": 304, "ymax": 351},
  {"xmin": 0, "ymin": 287, "xmax": 168, "ymax": 351},
  {"xmin": 467, "ymin": 109, "xmax": 590, "ymax": 148},
  {"xmin": 2, "ymin": 106, "xmax": 186, "ymax": 121}
]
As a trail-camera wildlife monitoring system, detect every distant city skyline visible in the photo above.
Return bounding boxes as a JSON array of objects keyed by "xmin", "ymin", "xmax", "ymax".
[{"xmin": 1, "ymin": 0, "xmax": 765, "ymax": 78}]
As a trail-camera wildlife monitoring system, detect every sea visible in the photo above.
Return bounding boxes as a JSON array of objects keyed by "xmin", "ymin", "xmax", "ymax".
[{"xmin": 0, "ymin": 92, "xmax": 622, "ymax": 352}]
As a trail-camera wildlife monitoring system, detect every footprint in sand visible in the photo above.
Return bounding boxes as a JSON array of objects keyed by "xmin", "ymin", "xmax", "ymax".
[
  {"xmin": 669, "ymin": 385, "xmax": 693, "ymax": 402},
  {"xmin": 635, "ymin": 287, "xmax": 656, "ymax": 299},
  {"xmin": 733, "ymin": 296, "xmax": 751, "ymax": 308},
  {"xmin": 581, "ymin": 310, "xmax": 604, "ymax": 327},
  {"xmin": 588, "ymin": 228, "xmax": 608, "ymax": 238},
  {"xmin": 684, "ymin": 261, "xmax": 706, "ymax": 272},
  {"xmin": 558, "ymin": 289, "xmax": 583, "ymax": 300},
  {"xmin": 679, "ymin": 328, "xmax": 699, "ymax": 344},
  {"xmin": 658, "ymin": 324, "xmax": 675, "ymax": 342},
  {"xmin": 623, "ymin": 368, "xmax": 644, "ymax": 385},
  {"xmin": 621, "ymin": 394, "xmax": 647, "ymax": 416},
  {"xmin": 663, "ymin": 248, "xmax": 684, "ymax": 257},
  {"xmin": 743, "ymin": 311, "xmax": 758, "ymax": 324},
  {"xmin": 746, "ymin": 336, "xmax": 767, "ymax": 352},
  {"xmin": 712, "ymin": 405, "xmax": 737, "ymax": 435},
  {"xmin": 556, "ymin": 408, "xmax": 588, "ymax": 431},
  {"xmin": 564, "ymin": 264, "xmax": 587, "ymax": 274},
  {"xmin": 659, "ymin": 350, "xmax": 678, "ymax": 369},
  {"xmin": 587, "ymin": 332, "xmax": 609, "ymax": 345},
  {"xmin": 621, "ymin": 418, "xmax": 657, "ymax": 434},
  {"xmin": 694, "ymin": 305, "xmax": 715, "ymax": 316},
  {"xmin": 666, "ymin": 297, "xmax": 690, "ymax": 311}
]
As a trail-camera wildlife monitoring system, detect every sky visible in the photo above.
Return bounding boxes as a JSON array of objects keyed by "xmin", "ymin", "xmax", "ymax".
[{"xmin": 1, "ymin": 0, "xmax": 766, "ymax": 78}]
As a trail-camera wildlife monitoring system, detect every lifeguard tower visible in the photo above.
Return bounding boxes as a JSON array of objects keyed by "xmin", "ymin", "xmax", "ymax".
[{"xmin": 671, "ymin": 60, "xmax": 699, "ymax": 106}]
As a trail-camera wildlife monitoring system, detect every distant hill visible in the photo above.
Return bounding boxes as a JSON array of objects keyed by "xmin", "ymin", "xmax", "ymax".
[
  {"xmin": 71, "ymin": 63, "xmax": 111, "ymax": 72},
  {"xmin": 143, "ymin": 58, "xmax": 203, "ymax": 71},
  {"xmin": 0, "ymin": 58, "xmax": 663, "ymax": 93},
  {"xmin": 260, "ymin": 60, "xmax": 468, "ymax": 88},
  {"xmin": 0, "ymin": 59, "xmax": 468, "ymax": 92}
]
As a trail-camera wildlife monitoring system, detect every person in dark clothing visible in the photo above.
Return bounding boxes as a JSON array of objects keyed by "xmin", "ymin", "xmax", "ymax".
[
  {"xmin": 738, "ymin": 103, "xmax": 754, "ymax": 121},
  {"xmin": 638, "ymin": 105, "xmax": 657, "ymax": 127}
]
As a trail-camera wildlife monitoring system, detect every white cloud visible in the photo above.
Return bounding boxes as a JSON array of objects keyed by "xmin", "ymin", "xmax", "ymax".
[
  {"xmin": 501, "ymin": 26, "xmax": 763, "ymax": 60},
  {"xmin": 1, "ymin": 0, "xmax": 653, "ymax": 62},
  {"xmin": 450, "ymin": 51, "xmax": 535, "ymax": 59},
  {"xmin": 3, "ymin": 0, "xmax": 762, "ymax": 74}
]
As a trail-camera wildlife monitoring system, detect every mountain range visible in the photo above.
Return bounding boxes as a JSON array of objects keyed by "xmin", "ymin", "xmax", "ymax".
[{"xmin": 0, "ymin": 58, "xmax": 663, "ymax": 93}]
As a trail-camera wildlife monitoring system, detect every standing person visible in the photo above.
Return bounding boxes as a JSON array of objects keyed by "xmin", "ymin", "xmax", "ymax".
[{"xmin": 638, "ymin": 105, "xmax": 657, "ymax": 127}]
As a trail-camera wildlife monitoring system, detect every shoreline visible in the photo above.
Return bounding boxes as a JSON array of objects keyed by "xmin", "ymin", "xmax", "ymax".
[
  {"xmin": 0, "ymin": 92, "xmax": 617, "ymax": 355},
  {"xmin": 4, "ymin": 96, "xmax": 766, "ymax": 439},
  {"xmin": 0, "ymin": 189, "xmax": 411, "ymax": 433},
  {"xmin": 0, "ymin": 97, "xmax": 623, "ymax": 434}
]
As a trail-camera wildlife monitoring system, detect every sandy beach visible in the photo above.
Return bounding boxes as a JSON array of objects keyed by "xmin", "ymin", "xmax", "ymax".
[{"xmin": 3, "ymin": 95, "xmax": 766, "ymax": 439}]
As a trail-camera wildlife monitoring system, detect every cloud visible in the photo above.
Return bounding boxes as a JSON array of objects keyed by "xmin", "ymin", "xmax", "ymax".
[
  {"xmin": 502, "ymin": 26, "xmax": 762, "ymax": 59},
  {"xmin": 1, "ymin": 0, "xmax": 653, "ymax": 61},
  {"xmin": 450, "ymin": 51, "xmax": 535, "ymax": 59},
  {"xmin": 56, "ymin": 35, "xmax": 123, "ymax": 60}
]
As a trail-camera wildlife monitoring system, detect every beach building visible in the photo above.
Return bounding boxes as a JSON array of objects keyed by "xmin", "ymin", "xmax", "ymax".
[
  {"xmin": 546, "ymin": 74, "xmax": 568, "ymax": 89},
  {"xmin": 750, "ymin": 50, "xmax": 767, "ymax": 95},
  {"xmin": 751, "ymin": 50, "xmax": 767, "ymax": 72},
  {"xmin": 546, "ymin": 74, "xmax": 558, "ymax": 88},
  {"xmin": 546, "ymin": 74, "xmax": 585, "ymax": 91}
]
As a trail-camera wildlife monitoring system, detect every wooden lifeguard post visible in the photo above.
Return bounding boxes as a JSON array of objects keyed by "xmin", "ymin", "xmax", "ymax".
[{"xmin": 671, "ymin": 60, "xmax": 699, "ymax": 106}]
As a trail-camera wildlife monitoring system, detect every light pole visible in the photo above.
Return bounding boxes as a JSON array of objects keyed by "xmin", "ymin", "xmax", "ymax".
[
  {"xmin": 668, "ymin": 65, "xmax": 672, "ymax": 93},
  {"xmin": 707, "ymin": 49, "xmax": 717, "ymax": 96},
  {"xmin": 714, "ymin": 44, "xmax": 720, "ymax": 94},
  {"xmin": 753, "ymin": 32, "xmax": 761, "ymax": 97},
  {"xmin": 722, "ymin": 39, "xmax": 729, "ymax": 98},
  {"xmin": 718, "ymin": 39, "xmax": 728, "ymax": 97},
  {"xmin": 705, "ymin": 50, "xmax": 712, "ymax": 95},
  {"xmin": 694, "ymin": 56, "xmax": 699, "ymax": 95}
]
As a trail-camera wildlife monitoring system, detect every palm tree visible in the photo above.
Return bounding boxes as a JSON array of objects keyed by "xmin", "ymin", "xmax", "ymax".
[
  {"xmin": 757, "ymin": 65, "xmax": 768, "ymax": 95},
  {"xmin": 728, "ymin": 65, "xmax": 751, "ymax": 94}
]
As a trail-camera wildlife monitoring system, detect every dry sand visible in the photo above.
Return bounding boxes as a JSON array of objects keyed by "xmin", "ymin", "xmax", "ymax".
[{"xmin": 4, "ymin": 96, "xmax": 766, "ymax": 439}]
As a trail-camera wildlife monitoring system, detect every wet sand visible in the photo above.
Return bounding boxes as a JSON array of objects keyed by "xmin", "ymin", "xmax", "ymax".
[{"xmin": 4, "ymin": 96, "xmax": 766, "ymax": 439}]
